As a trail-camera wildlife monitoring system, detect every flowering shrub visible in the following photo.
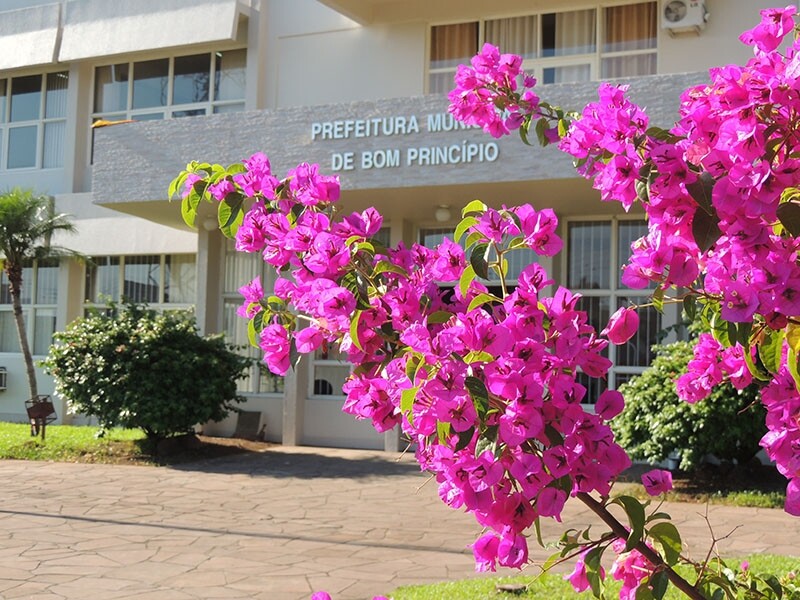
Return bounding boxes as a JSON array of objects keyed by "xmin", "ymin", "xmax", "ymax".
[{"xmin": 170, "ymin": 7, "xmax": 800, "ymax": 599}]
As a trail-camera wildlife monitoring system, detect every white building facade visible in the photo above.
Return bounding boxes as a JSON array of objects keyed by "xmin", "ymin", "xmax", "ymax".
[{"xmin": 0, "ymin": 0, "xmax": 787, "ymax": 450}]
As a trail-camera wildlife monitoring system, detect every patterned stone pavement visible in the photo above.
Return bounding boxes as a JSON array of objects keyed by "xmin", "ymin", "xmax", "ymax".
[{"xmin": 0, "ymin": 446, "xmax": 799, "ymax": 600}]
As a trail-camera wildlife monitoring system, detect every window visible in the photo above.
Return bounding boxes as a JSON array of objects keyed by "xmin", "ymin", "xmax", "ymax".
[
  {"xmin": 92, "ymin": 49, "xmax": 246, "ymax": 156},
  {"xmin": 222, "ymin": 240, "xmax": 284, "ymax": 395},
  {"xmin": 0, "ymin": 72, "xmax": 68, "ymax": 170},
  {"xmin": 84, "ymin": 254, "xmax": 196, "ymax": 308},
  {"xmin": 566, "ymin": 218, "xmax": 664, "ymax": 403},
  {"xmin": 428, "ymin": 2, "xmax": 656, "ymax": 93},
  {"xmin": 0, "ymin": 259, "xmax": 59, "ymax": 355}
]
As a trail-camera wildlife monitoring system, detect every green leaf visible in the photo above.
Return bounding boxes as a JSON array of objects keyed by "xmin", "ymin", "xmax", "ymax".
[
  {"xmin": 744, "ymin": 345, "xmax": 772, "ymax": 382},
  {"xmin": 181, "ymin": 196, "xmax": 199, "ymax": 228},
  {"xmin": 459, "ymin": 264, "xmax": 476, "ymax": 298},
  {"xmin": 519, "ymin": 115, "xmax": 533, "ymax": 146},
  {"xmin": 464, "ymin": 350, "xmax": 495, "ymax": 364},
  {"xmin": 777, "ymin": 202, "xmax": 800, "ymax": 237},
  {"xmin": 467, "ymin": 292, "xmax": 501, "ymax": 312},
  {"xmin": 470, "ymin": 243, "xmax": 490, "ymax": 280},
  {"xmin": 650, "ymin": 571, "xmax": 669, "ymax": 600},
  {"xmin": 465, "ymin": 376, "xmax": 489, "ymax": 417},
  {"xmin": 687, "ymin": 172, "xmax": 716, "ymax": 215},
  {"xmin": 374, "ymin": 260, "xmax": 408, "ymax": 277},
  {"xmin": 461, "ymin": 199, "xmax": 487, "ymax": 218},
  {"xmin": 692, "ymin": 203, "xmax": 722, "ymax": 253},
  {"xmin": 427, "ymin": 310, "xmax": 453, "ymax": 324},
  {"xmin": 436, "ymin": 420, "xmax": 450, "ymax": 443},
  {"xmin": 710, "ymin": 312, "xmax": 731, "ymax": 347},
  {"xmin": 401, "ymin": 387, "xmax": 418, "ymax": 416},
  {"xmin": 652, "ymin": 287, "xmax": 665, "ymax": 313},
  {"xmin": 454, "ymin": 426, "xmax": 475, "ymax": 452},
  {"xmin": 454, "ymin": 216, "xmax": 478, "ymax": 243},
  {"xmin": 350, "ymin": 310, "xmax": 364, "ymax": 352},
  {"xmin": 612, "ymin": 495, "xmax": 646, "ymax": 552},
  {"xmin": 649, "ymin": 521, "xmax": 682, "ymax": 566},
  {"xmin": 683, "ymin": 294, "xmax": 697, "ymax": 321},
  {"xmin": 788, "ymin": 346, "xmax": 800, "ymax": 394},
  {"xmin": 759, "ymin": 328, "xmax": 785, "ymax": 374},
  {"xmin": 535, "ymin": 117, "xmax": 549, "ymax": 147}
]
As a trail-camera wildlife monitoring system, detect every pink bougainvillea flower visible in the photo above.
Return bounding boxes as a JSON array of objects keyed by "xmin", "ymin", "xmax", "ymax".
[
  {"xmin": 310, "ymin": 593, "xmax": 332, "ymax": 600},
  {"xmin": 602, "ymin": 306, "xmax": 639, "ymax": 345},
  {"xmin": 641, "ymin": 469, "xmax": 673, "ymax": 496},
  {"xmin": 595, "ymin": 390, "xmax": 625, "ymax": 421}
]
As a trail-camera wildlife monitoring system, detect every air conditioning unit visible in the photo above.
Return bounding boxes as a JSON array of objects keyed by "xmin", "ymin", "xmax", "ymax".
[
  {"xmin": 0, "ymin": 367, "xmax": 6, "ymax": 391},
  {"xmin": 661, "ymin": 0, "xmax": 708, "ymax": 35}
]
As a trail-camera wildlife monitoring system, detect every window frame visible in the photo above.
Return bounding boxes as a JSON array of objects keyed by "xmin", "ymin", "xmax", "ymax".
[
  {"xmin": 562, "ymin": 214, "xmax": 678, "ymax": 403},
  {"xmin": 0, "ymin": 259, "xmax": 60, "ymax": 356},
  {"xmin": 426, "ymin": 1, "xmax": 657, "ymax": 94},
  {"xmin": 0, "ymin": 70, "xmax": 69, "ymax": 171}
]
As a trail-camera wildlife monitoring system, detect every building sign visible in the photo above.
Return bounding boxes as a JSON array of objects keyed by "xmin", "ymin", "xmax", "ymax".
[{"xmin": 310, "ymin": 112, "xmax": 499, "ymax": 172}]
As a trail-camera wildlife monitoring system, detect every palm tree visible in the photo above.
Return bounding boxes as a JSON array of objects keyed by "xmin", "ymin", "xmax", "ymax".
[{"xmin": 0, "ymin": 188, "xmax": 81, "ymax": 412}]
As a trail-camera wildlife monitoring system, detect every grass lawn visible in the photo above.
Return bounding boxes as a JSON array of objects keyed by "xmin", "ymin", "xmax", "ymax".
[
  {"xmin": 390, "ymin": 554, "xmax": 800, "ymax": 599},
  {"xmin": 0, "ymin": 422, "xmax": 147, "ymax": 462},
  {"xmin": 0, "ymin": 422, "xmax": 270, "ymax": 464}
]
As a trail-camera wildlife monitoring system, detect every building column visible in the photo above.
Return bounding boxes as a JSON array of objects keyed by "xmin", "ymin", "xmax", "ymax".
[
  {"xmin": 195, "ymin": 225, "xmax": 223, "ymax": 335},
  {"xmin": 282, "ymin": 355, "xmax": 307, "ymax": 446}
]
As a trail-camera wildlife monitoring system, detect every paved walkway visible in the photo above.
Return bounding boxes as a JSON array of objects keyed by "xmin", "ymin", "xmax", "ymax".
[{"xmin": 0, "ymin": 446, "xmax": 799, "ymax": 600}]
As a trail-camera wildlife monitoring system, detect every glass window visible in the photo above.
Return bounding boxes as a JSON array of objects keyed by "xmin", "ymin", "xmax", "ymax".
[
  {"xmin": 214, "ymin": 49, "xmax": 246, "ymax": 101},
  {"xmin": 94, "ymin": 64, "xmax": 129, "ymax": 113},
  {"xmin": 85, "ymin": 256, "xmax": 120, "ymax": 303},
  {"xmin": 543, "ymin": 64, "xmax": 591, "ymax": 85},
  {"xmin": 10, "ymin": 75, "xmax": 41, "ymax": 122},
  {"xmin": 164, "ymin": 255, "xmax": 196, "ymax": 303},
  {"xmin": 616, "ymin": 297, "xmax": 661, "ymax": 367},
  {"xmin": 8, "ymin": 125, "xmax": 37, "ymax": 169},
  {"xmin": 604, "ymin": 2, "xmax": 657, "ymax": 53},
  {"xmin": 173, "ymin": 109, "xmax": 206, "ymax": 118},
  {"xmin": 33, "ymin": 308, "xmax": 56, "ymax": 355},
  {"xmin": 428, "ymin": 3, "xmax": 656, "ymax": 93},
  {"xmin": 418, "ymin": 227, "xmax": 452, "ymax": 249},
  {"xmin": 0, "ymin": 311, "xmax": 20, "ymax": 352},
  {"xmin": 173, "ymin": 54, "xmax": 210, "ymax": 104},
  {"xmin": 0, "ymin": 270, "xmax": 9, "ymax": 304},
  {"xmin": 542, "ymin": 9, "xmax": 596, "ymax": 57},
  {"xmin": 601, "ymin": 54, "xmax": 657, "ymax": 79},
  {"xmin": 430, "ymin": 23, "xmax": 478, "ymax": 70},
  {"xmin": 35, "ymin": 260, "xmax": 59, "ymax": 304},
  {"xmin": 123, "ymin": 255, "xmax": 161, "ymax": 303},
  {"xmin": 45, "ymin": 72, "xmax": 68, "ymax": 119},
  {"xmin": 43, "ymin": 121, "xmax": 65, "ymax": 168},
  {"xmin": 485, "ymin": 16, "xmax": 538, "ymax": 59},
  {"xmin": 0, "ymin": 79, "xmax": 6, "ymax": 123},
  {"xmin": 132, "ymin": 58, "xmax": 169, "ymax": 109},
  {"xmin": 213, "ymin": 103, "xmax": 245, "ymax": 114},
  {"xmin": 617, "ymin": 220, "xmax": 649, "ymax": 287},
  {"xmin": 568, "ymin": 221, "xmax": 610, "ymax": 289}
]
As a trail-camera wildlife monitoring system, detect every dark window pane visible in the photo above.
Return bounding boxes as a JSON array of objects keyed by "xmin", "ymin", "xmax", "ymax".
[
  {"xmin": 164, "ymin": 255, "xmax": 195, "ymax": 303},
  {"xmin": 576, "ymin": 371, "xmax": 607, "ymax": 405},
  {"xmin": 33, "ymin": 308, "xmax": 56, "ymax": 355},
  {"xmin": 10, "ymin": 75, "xmax": 41, "ymax": 122},
  {"xmin": 94, "ymin": 64, "xmax": 129, "ymax": 113},
  {"xmin": 172, "ymin": 108, "xmax": 205, "ymax": 118},
  {"xmin": 8, "ymin": 125, "xmax": 37, "ymax": 169},
  {"xmin": 214, "ymin": 49, "xmax": 246, "ymax": 101},
  {"xmin": 542, "ymin": 9, "xmax": 596, "ymax": 57},
  {"xmin": 173, "ymin": 54, "xmax": 210, "ymax": 104},
  {"xmin": 45, "ymin": 72, "xmax": 68, "ymax": 118},
  {"xmin": 85, "ymin": 256, "xmax": 120, "ymax": 303},
  {"xmin": 133, "ymin": 113, "xmax": 164, "ymax": 121},
  {"xmin": 430, "ymin": 22, "xmax": 478, "ymax": 69},
  {"xmin": 0, "ymin": 311, "xmax": 20, "ymax": 352},
  {"xmin": 132, "ymin": 59, "xmax": 168, "ymax": 109},
  {"xmin": 0, "ymin": 79, "xmax": 6, "ymax": 123},
  {"xmin": 568, "ymin": 221, "xmax": 610, "ymax": 289},
  {"xmin": 212, "ymin": 103, "xmax": 244, "ymax": 114},
  {"xmin": 542, "ymin": 64, "xmax": 591, "ymax": 85},
  {"xmin": 123, "ymin": 255, "xmax": 160, "ymax": 303}
]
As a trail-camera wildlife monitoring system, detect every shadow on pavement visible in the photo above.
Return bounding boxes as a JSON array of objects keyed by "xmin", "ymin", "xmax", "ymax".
[{"xmin": 171, "ymin": 448, "xmax": 426, "ymax": 480}]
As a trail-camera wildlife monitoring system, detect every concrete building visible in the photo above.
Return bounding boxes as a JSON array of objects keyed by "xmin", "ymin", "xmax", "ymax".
[{"xmin": 0, "ymin": 0, "xmax": 786, "ymax": 450}]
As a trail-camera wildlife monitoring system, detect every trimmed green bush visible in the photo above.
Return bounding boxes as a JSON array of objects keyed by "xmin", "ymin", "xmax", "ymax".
[
  {"xmin": 613, "ymin": 340, "xmax": 764, "ymax": 472},
  {"xmin": 42, "ymin": 302, "xmax": 251, "ymax": 444}
]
